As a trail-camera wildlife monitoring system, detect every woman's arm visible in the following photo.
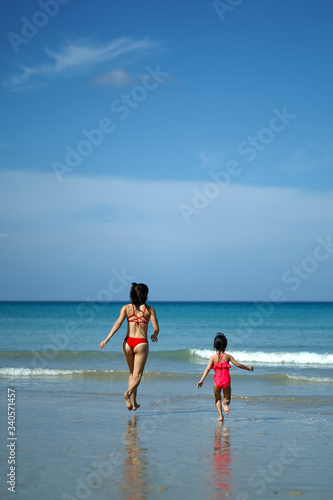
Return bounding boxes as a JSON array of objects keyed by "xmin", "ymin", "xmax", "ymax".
[
  {"xmin": 99, "ymin": 306, "xmax": 127, "ymax": 349},
  {"xmin": 150, "ymin": 306, "xmax": 160, "ymax": 343},
  {"xmin": 228, "ymin": 354, "xmax": 253, "ymax": 372},
  {"xmin": 197, "ymin": 356, "xmax": 215, "ymax": 387}
]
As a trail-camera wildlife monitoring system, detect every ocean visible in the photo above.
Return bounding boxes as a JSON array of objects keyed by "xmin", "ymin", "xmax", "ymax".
[
  {"xmin": 1, "ymin": 301, "xmax": 332, "ymax": 499},
  {"xmin": 1, "ymin": 301, "xmax": 333, "ymax": 389}
]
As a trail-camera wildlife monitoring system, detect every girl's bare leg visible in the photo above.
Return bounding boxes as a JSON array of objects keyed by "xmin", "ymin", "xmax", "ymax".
[
  {"xmin": 124, "ymin": 344, "xmax": 149, "ymax": 410},
  {"xmin": 214, "ymin": 384, "xmax": 223, "ymax": 421},
  {"xmin": 222, "ymin": 385, "xmax": 231, "ymax": 415}
]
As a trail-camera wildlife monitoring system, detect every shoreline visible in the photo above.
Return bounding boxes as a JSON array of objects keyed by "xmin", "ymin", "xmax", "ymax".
[{"xmin": 1, "ymin": 377, "xmax": 332, "ymax": 500}]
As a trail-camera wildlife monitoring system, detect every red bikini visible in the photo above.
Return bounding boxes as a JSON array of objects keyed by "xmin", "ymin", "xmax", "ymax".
[
  {"xmin": 125, "ymin": 304, "xmax": 149, "ymax": 352},
  {"xmin": 127, "ymin": 304, "xmax": 149, "ymax": 328}
]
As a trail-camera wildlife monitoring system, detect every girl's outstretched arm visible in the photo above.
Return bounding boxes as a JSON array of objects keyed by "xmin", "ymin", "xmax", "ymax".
[
  {"xmin": 228, "ymin": 354, "xmax": 253, "ymax": 372},
  {"xmin": 99, "ymin": 306, "xmax": 127, "ymax": 349},
  {"xmin": 197, "ymin": 356, "xmax": 215, "ymax": 387}
]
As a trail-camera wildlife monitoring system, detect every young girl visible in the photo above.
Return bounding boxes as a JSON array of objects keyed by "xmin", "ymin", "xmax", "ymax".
[{"xmin": 197, "ymin": 333, "xmax": 253, "ymax": 421}]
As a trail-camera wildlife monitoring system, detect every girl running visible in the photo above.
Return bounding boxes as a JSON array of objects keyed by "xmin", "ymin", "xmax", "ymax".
[{"xmin": 197, "ymin": 333, "xmax": 253, "ymax": 421}]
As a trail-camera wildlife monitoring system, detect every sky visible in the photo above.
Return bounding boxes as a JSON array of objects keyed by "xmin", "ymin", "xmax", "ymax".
[{"xmin": 0, "ymin": 0, "xmax": 333, "ymax": 301}]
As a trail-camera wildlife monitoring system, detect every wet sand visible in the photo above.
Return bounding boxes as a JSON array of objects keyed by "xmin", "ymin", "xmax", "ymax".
[{"xmin": 0, "ymin": 377, "xmax": 332, "ymax": 500}]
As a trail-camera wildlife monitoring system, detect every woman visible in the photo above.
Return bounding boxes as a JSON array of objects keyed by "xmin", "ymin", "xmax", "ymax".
[{"xmin": 99, "ymin": 282, "xmax": 159, "ymax": 411}]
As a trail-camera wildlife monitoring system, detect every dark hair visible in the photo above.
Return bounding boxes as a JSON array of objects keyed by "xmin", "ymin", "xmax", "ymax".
[
  {"xmin": 130, "ymin": 283, "xmax": 149, "ymax": 307},
  {"xmin": 214, "ymin": 333, "xmax": 227, "ymax": 353}
]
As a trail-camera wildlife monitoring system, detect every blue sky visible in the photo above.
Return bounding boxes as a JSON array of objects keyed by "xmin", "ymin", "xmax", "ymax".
[{"xmin": 1, "ymin": 0, "xmax": 332, "ymax": 301}]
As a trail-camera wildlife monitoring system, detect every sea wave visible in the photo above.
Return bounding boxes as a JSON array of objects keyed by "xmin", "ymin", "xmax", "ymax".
[
  {"xmin": 0, "ymin": 349, "xmax": 117, "ymax": 360},
  {"xmin": 0, "ymin": 367, "xmax": 121, "ymax": 379},
  {"xmin": 1, "ymin": 348, "xmax": 333, "ymax": 366},
  {"xmin": 285, "ymin": 374, "xmax": 333, "ymax": 384},
  {"xmin": 190, "ymin": 349, "xmax": 333, "ymax": 366},
  {"xmin": 252, "ymin": 373, "xmax": 333, "ymax": 384},
  {"xmin": 1, "ymin": 367, "xmax": 332, "ymax": 385},
  {"xmin": 0, "ymin": 367, "xmax": 192, "ymax": 380}
]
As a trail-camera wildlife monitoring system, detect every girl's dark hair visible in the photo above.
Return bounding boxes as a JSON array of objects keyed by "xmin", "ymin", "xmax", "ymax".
[
  {"xmin": 214, "ymin": 333, "xmax": 227, "ymax": 353},
  {"xmin": 130, "ymin": 283, "xmax": 149, "ymax": 307}
]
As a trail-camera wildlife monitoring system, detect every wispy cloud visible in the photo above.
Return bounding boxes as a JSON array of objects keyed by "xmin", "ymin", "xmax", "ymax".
[
  {"xmin": 90, "ymin": 68, "xmax": 136, "ymax": 87},
  {"xmin": 3, "ymin": 36, "xmax": 163, "ymax": 90}
]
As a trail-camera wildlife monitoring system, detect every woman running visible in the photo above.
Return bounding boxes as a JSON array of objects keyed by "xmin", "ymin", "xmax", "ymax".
[{"xmin": 99, "ymin": 283, "xmax": 159, "ymax": 411}]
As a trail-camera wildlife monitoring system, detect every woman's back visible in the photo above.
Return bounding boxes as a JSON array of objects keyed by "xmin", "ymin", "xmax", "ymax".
[{"xmin": 126, "ymin": 303, "xmax": 151, "ymax": 338}]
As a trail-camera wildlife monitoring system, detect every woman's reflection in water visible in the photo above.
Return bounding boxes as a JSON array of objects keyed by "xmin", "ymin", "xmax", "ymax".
[
  {"xmin": 211, "ymin": 423, "xmax": 231, "ymax": 498},
  {"xmin": 123, "ymin": 415, "xmax": 147, "ymax": 500}
]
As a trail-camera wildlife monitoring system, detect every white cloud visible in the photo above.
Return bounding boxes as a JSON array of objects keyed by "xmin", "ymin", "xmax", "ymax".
[
  {"xmin": 90, "ymin": 69, "xmax": 136, "ymax": 87},
  {"xmin": 3, "ymin": 37, "xmax": 163, "ymax": 89},
  {"xmin": 1, "ymin": 170, "xmax": 332, "ymax": 300}
]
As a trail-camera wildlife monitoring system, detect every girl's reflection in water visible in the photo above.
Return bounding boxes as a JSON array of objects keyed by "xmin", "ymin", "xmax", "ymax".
[
  {"xmin": 123, "ymin": 416, "xmax": 147, "ymax": 500},
  {"xmin": 211, "ymin": 423, "xmax": 231, "ymax": 498}
]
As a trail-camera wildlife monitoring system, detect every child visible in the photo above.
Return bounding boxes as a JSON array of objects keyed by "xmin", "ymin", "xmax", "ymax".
[{"xmin": 197, "ymin": 333, "xmax": 253, "ymax": 421}]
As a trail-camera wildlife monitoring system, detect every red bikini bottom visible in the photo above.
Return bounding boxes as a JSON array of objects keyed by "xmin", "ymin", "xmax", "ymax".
[{"xmin": 125, "ymin": 337, "xmax": 148, "ymax": 352}]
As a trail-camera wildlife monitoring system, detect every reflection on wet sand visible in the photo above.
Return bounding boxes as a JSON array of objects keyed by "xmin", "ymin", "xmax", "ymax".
[
  {"xmin": 122, "ymin": 415, "xmax": 147, "ymax": 500},
  {"xmin": 211, "ymin": 423, "xmax": 231, "ymax": 498}
]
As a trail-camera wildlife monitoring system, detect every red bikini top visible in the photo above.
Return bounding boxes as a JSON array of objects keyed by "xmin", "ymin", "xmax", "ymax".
[{"xmin": 127, "ymin": 304, "xmax": 149, "ymax": 328}]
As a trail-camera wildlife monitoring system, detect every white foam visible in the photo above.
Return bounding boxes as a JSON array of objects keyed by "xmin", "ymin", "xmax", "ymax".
[
  {"xmin": 190, "ymin": 348, "xmax": 213, "ymax": 359},
  {"xmin": 190, "ymin": 349, "xmax": 333, "ymax": 366},
  {"xmin": 0, "ymin": 367, "xmax": 93, "ymax": 377},
  {"xmin": 286, "ymin": 374, "xmax": 333, "ymax": 383}
]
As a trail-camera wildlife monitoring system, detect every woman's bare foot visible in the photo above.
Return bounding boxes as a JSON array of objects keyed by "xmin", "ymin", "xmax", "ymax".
[
  {"xmin": 132, "ymin": 402, "xmax": 140, "ymax": 411},
  {"xmin": 217, "ymin": 416, "xmax": 224, "ymax": 421},
  {"xmin": 124, "ymin": 392, "xmax": 133, "ymax": 410},
  {"xmin": 222, "ymin": 401, "xmax": 230, "ymax": 415}
]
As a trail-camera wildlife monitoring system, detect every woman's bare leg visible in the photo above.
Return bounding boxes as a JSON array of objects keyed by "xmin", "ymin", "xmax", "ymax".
[
  {"xmin": 222, "ymin": 385, "xmax": 231, "ymax": 415},
  {"xmin": 131, "ymin": 388, "xmax": 139, "ymax": 410},
  {"xmin": 214, "ymin": 384, "xmax": 223, "ymax": 421},
  {"xmin": 124, "ymin": 343, "xmax": 149, "ymax": 410},
  {"xmin": 122, "ymin": 340, "xmax": 135, "ymax": 410}
]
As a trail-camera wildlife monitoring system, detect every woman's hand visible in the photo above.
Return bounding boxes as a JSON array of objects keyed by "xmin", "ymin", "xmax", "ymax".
[
  {"xmin": 197, "ymin": 381, "xmax": 203, "ymax": 388},
  {"xmin": 150, "ymin": 333, "xmax": 158, "ymax": 343},
  {"xmin": 99, "ymin": 340, "xmax": 107, "ymax": 349},
  {"xmin": 248, "ymin": 365, "xmax": 254, "ymax": 371}
]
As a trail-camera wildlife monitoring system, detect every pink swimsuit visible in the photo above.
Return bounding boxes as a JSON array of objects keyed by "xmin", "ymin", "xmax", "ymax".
[{"xmin": 213, "ymin": 353, "xmax": 231, "ymax": 390}]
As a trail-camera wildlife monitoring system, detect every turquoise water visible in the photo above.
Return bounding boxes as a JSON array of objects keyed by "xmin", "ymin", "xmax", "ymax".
[
  {"xmin": 1, "ymin": 301, "xmax": 333, "ymax": 393},
  {"xmin": 1, "ymin": 301, "xmax": 333, "ymax": 352}
]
